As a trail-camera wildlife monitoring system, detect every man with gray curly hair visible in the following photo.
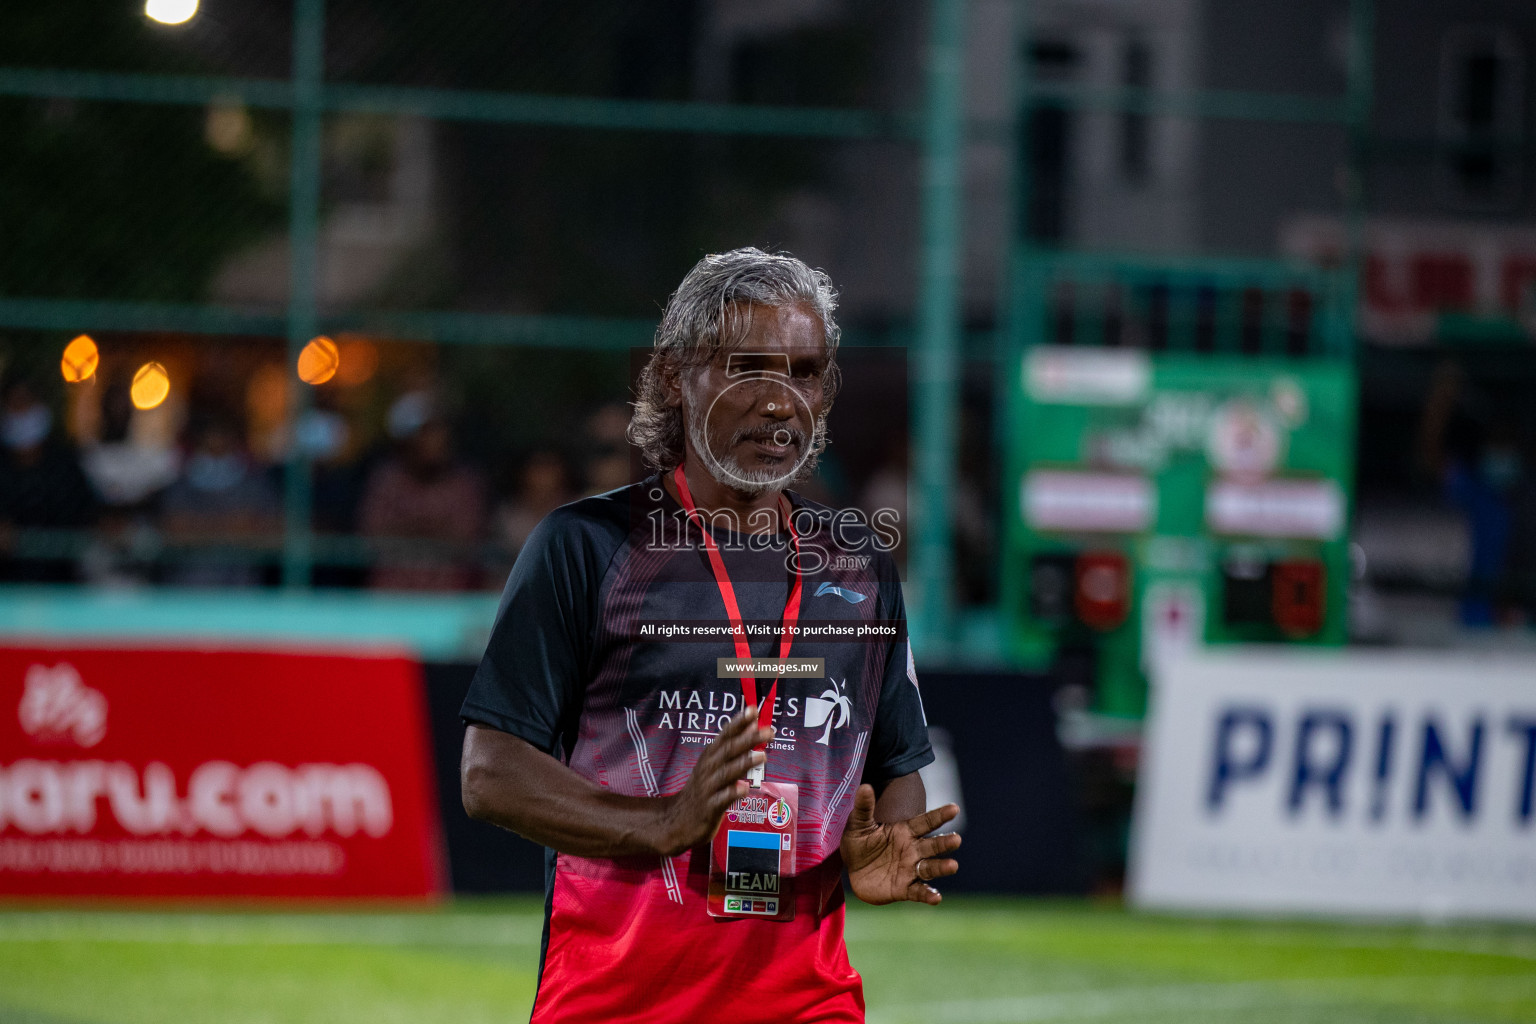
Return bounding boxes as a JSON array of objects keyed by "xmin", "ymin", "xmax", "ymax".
[
  {"xmin": 460, "ymin": 247, "xmax": 959, "ymax": 1023},
  {"xmin": 629, "ymin": 246, "xmax": 842, "ymax": 494}
]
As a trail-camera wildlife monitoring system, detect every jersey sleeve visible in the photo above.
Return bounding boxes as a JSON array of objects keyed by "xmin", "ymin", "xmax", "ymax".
[
  {"xmin": 862, "ymin": 564, "xmax": 934, "ymax": 787},
  {"xmin": 460, "ymin": 508, "xmax": 596, "ymax": 757}
]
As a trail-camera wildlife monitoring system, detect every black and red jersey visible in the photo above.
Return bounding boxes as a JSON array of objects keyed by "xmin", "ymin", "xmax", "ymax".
[{"xmin": 461, "ymin": 474, "xmax": 931, "ymax": 1024}]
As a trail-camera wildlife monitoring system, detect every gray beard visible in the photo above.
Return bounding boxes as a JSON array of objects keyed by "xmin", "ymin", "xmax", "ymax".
[
  {"xmin": 681, "ymin": 372, "xmax": 825, "ymax": 498},
  {"xmin": 686, "ymin": 407, "xmax": 785, "ymax": 499}
]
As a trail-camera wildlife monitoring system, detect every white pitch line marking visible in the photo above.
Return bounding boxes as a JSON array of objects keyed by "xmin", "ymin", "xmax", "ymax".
[
  {"xmin": 0, "ymin": 913, "xmax": 542, "ymax": 947},
  {"xmin": 867, "ymin": 974, "xmax": 1528, "ymax": 1024}
]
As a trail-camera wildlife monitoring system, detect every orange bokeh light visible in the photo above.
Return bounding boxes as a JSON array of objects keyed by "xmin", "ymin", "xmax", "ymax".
[
  {"xmin": 297, "ymin": 336, "xmax": 340, "ymax": 385},
  {"xmin": 131, "ymin": 362, "xmax": 171, "ymax": 410},
  {"xmin": 60, "ymin": 335, "xmax": 99, "ymax": 383}
]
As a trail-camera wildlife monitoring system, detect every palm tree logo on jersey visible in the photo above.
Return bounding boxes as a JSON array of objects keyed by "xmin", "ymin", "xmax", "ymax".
[{"xmin": 804, "ymin": 677, "xmax": 851, "ymax": 745}]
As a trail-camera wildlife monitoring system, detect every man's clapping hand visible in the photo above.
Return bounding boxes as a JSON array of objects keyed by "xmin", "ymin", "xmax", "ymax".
[
  {"xmin": 651, "ymin": 705, "xmax": 772, "ymax": 856},
  {"xmin": 840, "ymin": 783, "xmax": 960, "ymax": 905}
]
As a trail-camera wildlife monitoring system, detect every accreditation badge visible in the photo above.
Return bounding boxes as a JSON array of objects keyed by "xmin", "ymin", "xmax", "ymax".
[{"xmin": 707, "ymin": 781, "xmax": 798, "ymax": 922}]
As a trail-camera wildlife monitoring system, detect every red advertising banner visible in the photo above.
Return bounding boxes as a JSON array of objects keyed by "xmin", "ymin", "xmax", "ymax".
[{"xmin": 0, "ymin": 645, "xmax": 444, "ymax": 899}]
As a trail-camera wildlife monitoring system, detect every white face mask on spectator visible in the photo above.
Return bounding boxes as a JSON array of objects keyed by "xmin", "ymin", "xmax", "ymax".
[
  {"xmin": 185, "ymin": 452, "xmax": 246, "ymax": 491},
  {"xmin": 2, "ymin": 404, "xmax": 51, "ymax": 451},
  {"xmin": 295, "ymin": 409, "xmax": 349, "ymax": 460}
]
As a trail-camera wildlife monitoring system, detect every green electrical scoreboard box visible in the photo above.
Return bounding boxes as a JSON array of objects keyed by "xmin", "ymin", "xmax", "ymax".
[{"xmin": 1001, "ymin": 347, "xmax": 1357, "ymax": 718}]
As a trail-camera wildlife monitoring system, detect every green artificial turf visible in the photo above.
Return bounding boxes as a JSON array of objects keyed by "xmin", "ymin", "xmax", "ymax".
[{"xmin": 0, "ymin": 897, "xmax": 1532, "ymax": 1024}]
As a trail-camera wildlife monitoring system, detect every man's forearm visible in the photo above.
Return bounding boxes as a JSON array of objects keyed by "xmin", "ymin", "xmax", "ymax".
[
  {"xmin": 461, "ymin": 724, "xmax": 680, "ymax": 858},
  {"xmin": 462, "ymin": 710, "xmax": 766, "ymax": 860},
  {"xmin": 873, "ymin": 771, "xmax": 926, "ymax": 823}
]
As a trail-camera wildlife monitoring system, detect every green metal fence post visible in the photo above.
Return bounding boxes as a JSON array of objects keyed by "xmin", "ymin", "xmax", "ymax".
[
  {"xmin": 282, "ymin": 0, "xmax": 325, "ymax": 589},
  {"xmin": 991, "ymin": 0, "xmax": 1029, "ymax": 611},
  {"xmin": 912, "ymin": 0, "xmax": 967, "ymax": 655}
]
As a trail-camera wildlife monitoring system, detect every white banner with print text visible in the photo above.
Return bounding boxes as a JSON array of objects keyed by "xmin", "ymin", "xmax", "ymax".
[{"xmin": 1131, "ymin": 649, "xmax": 1536, "ymax": 920}]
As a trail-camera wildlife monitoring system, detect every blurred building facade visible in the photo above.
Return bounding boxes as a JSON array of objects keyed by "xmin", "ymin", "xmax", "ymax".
[{"xmin": 3, "ymin": 0, "xmax": 1536, "ymax": 645}]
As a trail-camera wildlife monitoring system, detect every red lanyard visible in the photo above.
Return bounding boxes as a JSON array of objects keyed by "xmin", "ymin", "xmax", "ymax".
[{"xmin": 671, "ymin": 465, "xmax": 802, "ymax": 746}]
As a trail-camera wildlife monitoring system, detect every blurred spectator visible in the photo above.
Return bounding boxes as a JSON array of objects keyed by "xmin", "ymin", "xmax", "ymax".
[
  {"xmin": 79, "ymin": 379, "xmax": 180, "ymax": 587},
  {"xmin": 296, "ymin": 397, "xmax": 367, "ymax": 533},
  {"xmin": 858, "ymin": 434, "xmax": 992, "ymax": 602},
  {"xmin": 1417, "ymin": 362, "xmax": 1536, "ymax": 625},
  {"xmin": 857, "ymin": 439, "xmax": 908, "ymax": 562},
  {"xmin": 494, "ymin": 450, "xmax": 576, "ymax": 555},
  {"xmin": 161, "ymin": 417, "xmax": 281, "ymax": 587},
  {"xmin": 582, "ymin": 401, "xmax": 634, "ymax": 495},
  {"xmin": 0, "ymin": 378, "xmax": 99, "ymax": 582},
  {"xmin": 297, "ymin": 398, "xmax": 371, "ymax": 588},
  {"xmin": 359, "ymin": 394, "xmax": 486, "ymax": 590},
  {"xmin": 81, "ymin": 379, "xmax": 181, "ymax": 509},
  {"xmin": 1508, "ymin": 477, "xmax": 1536, "ymax": 621}
]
